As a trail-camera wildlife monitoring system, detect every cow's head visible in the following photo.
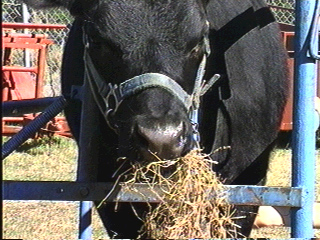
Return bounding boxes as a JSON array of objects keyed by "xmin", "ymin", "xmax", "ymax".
[{"xmin": 24, "ymin": 0, "xmax": 211, "ymax": 163}]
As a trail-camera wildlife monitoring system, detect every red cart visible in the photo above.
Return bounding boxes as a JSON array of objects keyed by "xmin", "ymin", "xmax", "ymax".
[{"xmin": 2, "ymin": 23, "xmax": 72, "ymax": 138}]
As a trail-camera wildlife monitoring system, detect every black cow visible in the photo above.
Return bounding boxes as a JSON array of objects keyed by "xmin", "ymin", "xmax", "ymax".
[{"xmin": 23, "ymin": 0, "xmax": 288, "ymax": 238}]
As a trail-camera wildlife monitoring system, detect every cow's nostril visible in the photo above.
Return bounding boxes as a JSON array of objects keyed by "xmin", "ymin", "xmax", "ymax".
[
  {"xmin": 135, "ymin": 125, "xmax": 150, "ymax": 150},
  {"xmin": 135, "ymin": 122, "xmax": 188, "ymax": 159},
  {"xmin": 177, "ymin": 134, "xmax": 186, "ymax": 149}
]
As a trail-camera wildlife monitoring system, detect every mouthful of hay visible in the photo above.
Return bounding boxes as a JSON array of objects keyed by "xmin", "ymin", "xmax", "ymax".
[{"xmin": 123, "ymin": 149, "xmax": 240, "ymax": 238}]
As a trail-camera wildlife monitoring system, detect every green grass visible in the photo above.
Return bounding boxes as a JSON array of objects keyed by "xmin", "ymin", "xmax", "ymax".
[
  {"xmin": 2, "ymin": 137, "xmax": 320, "ymax": 239},
  {"xmin": 3, "ymin": 136, "xmax": 108, "ymax": 240},
  {"xmin": 3, "ymin": 137, "xmax": 77, "ymax": 181}
]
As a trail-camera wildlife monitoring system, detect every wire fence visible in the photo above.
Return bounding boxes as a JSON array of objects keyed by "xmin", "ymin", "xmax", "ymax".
[
  {"xmin": 266, "ymin": 0, "xmax": 295, "ymax": 25},
  {"xmin": 2, "ymin": 0, "xmax": 73, "ymax": 97},
  {"xmin": 2, "ymin": 0, "xmax": 295, "ymax": 97}
]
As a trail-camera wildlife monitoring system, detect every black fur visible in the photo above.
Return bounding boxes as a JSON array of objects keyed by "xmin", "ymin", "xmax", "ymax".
[{"xmin": 23, "ymin": 0, "xmax": 288, "ymax": 238}]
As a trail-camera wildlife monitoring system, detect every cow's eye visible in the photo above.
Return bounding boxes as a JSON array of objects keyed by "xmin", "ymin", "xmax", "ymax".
[
  {"xmin": 190, "ymin": 45, "xmax": 201, "ymax": 57},
  {"xmin": 88, "ymin": 33, "xmax": 106, "ymax": 45},
  {"xmin": 85, "ymin": 23, "xmax": 116, "ymax": 51},
  {"xmin": 190, "ymin": 37, "xmax": 205, "ymax": 57},
  {"xmin": 88, "ymin": 36, "xmax": 121, "ymax": 54}
]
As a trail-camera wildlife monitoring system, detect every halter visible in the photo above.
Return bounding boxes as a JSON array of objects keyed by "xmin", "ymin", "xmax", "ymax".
[{"xmin": 83, "ymin": 28, "xmax": 220, "ymax": 145}]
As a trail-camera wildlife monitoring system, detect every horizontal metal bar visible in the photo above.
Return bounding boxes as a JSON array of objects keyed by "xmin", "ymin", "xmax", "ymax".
[
  {"xmin": 224, "ymin": 185, "xmax": 301, "ymax": 207},
  {"xmin": 3, "ymin": 181, "xmax": 302, "ymax": 207},
  {"xmin": 3, "ymin": 181, "xmax": 111, "ymax": 201},
  {"xmin": 2, "ymin": 66, "xmax": 38, "ymax": 73},
  {"xmin": 2, "ymin": 22, "xmax": 67, "ymax": 30}
]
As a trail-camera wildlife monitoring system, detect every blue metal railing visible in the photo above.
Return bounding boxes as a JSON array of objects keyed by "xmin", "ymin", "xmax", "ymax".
[{"xmin": 291, "ymin": 0, "xmax": 318, "ymax": 238}]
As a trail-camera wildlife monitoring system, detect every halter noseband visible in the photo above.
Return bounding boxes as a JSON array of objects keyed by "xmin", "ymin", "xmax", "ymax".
[{"xmin": 83, "ymin": 28, "xmax": 220, "ymax": 144}]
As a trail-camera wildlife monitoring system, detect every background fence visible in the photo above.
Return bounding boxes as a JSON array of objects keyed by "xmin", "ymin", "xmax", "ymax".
[
  {"xmin": 2, "ymin": 0, "xmax": 73, "ymax": 97},
  {"xmin": 267, "ymin": 0, "xmax": 295, "ymax": 25},
  {"xmin": 2, "ymin": 0, "xmax": 295, "ymax": 97}
]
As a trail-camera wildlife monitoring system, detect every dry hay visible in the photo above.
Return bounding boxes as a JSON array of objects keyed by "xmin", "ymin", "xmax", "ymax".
[{"xmin": 123, "ymin": 149, "xmax": 240, "ymax": 239}]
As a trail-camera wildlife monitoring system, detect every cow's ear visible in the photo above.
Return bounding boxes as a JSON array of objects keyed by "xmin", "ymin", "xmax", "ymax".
[{"xmin": 21, "ymin": 0, "xmax": 75, "ymax": 9}]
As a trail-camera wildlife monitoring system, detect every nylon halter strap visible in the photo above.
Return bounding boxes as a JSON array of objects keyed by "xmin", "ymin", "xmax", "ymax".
[{"xmin": 83, "ymin": 29, "xmax": 220, "ymax": 145}]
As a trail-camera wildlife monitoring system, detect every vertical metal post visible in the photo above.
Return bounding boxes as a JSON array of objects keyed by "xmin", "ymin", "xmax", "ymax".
[
  {"xmin": 77, "ymin": 79, "xmax": 93, "ymax": 240},
  {"xmin": 22, "ymin": 3, "xmax": 31, "ymax": 68},
  {"xmin": 77, "ymin": 77, "xmax": 99, "ymax": 240},
  {"xmin": 79, "ymin": 201, "xmax": 93, "ymax": 240},
  {"xmin": 291, "ymin": 0, "xmax": 318, "ymax": 238},
  {"xmin": 35, "ymin": 45, "xmax": 46, "ymax": 99}
]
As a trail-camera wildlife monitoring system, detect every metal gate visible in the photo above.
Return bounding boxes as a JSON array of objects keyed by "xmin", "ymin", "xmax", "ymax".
[{"xmin": 2, "ymin": 1, "xmax": 318, "ymax": 239}]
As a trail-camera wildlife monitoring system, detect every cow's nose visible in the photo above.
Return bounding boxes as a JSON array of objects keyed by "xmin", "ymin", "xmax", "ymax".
[{"xmin": 136, "ymin": 122, "xmax": 189, "ymax": 159}]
